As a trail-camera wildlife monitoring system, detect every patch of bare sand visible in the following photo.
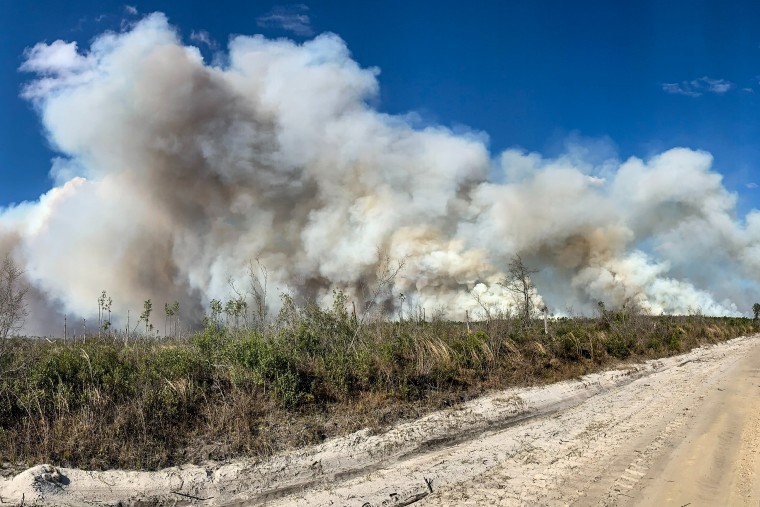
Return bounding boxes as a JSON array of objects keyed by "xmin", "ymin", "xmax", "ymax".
[
  {"xmin": 629, "ymin": 338, "xmax": 760, "ymax": 507},
  {"xmin": 2, "ymin": 334, "xmax": 758, "ymax": 506}
]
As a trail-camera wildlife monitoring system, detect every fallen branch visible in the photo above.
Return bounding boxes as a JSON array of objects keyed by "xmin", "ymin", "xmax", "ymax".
[
  {"xmin": 397, "ymin": 491, "xmax": 430, "ymax": 506},
  {"xmin": 172, "ymin": 490, "xmax": 214, "ymax": 501}
]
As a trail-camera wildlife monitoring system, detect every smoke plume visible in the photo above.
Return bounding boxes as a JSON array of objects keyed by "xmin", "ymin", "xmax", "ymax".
[{"xmin": 4, "ymin": 13, "xmax": 759, "ymax": 334}]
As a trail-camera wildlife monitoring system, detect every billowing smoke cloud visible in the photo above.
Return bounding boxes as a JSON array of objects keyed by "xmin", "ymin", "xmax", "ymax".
[{"xmin": 4, "ymin": 13, "xmax": 759, "ymax": 334}]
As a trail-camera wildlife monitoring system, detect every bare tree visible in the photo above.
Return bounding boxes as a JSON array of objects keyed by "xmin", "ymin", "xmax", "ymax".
[
  {"xmin": 471, "ymin": 290, "xmax": 493, "ymax": 323},
  {"xmin": 248, "ymin": 259, "xmax": 269, "ymax": 329},
  {"xmin": 141, "ymin": 299, "xmax": 153, "ymax": 337},
  {"xmin": 0, "ymin": 256, "xmax": 28, "ymax": 339},
  {"xmin": 500, "ymin": 254, "xmax": 539, "ymax": 324},
  {"xmin": 164, "ymin": 301, "xmax": 180, "ymax": 338},
  {"xmin": 350, "ymin": 253, "xmax": 406, "ymax": 347},
  {"xmin": 98, "ymin": 290, "xmax": 112, "ymax": 338}
]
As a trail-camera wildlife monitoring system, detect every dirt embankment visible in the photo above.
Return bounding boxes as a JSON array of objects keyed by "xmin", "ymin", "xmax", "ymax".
[{"xmin": 2, "ymin": 334, "xmax": 759, "ymax": 506}]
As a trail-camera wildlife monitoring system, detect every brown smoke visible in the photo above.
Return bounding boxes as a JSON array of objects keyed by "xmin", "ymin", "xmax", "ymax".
[{"xmin": 4, "ymin": 13, "xmax": 758, "ymax": 333}]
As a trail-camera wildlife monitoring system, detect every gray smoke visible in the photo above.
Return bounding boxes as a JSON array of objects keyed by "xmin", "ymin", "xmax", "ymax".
[{"xmin": 4, "ymin": 13, "xmax": 759, "ymax": 334}]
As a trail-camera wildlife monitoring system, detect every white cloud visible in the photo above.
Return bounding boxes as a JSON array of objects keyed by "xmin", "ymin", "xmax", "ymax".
[
  {"xmin": 746, "ymin": 182, "xmax": 758, "ymax": 189},
  {"xmin": 19, "ymin": 41, "xmax": 96, "ymax": 98},
  {"xmin": 661, "ymin": 76, "xmax": 734, "ymax": 97},
  {"xmin": 662, "ymin": 82, "xmax": 701, "ymax": 97},
  {"xmin": 125, "ymin": 5, "xmax": 138, "ymax": 15},
  {"xmin": 190, "ymin": 30, "xmax": 217, "ymax": 49},
  {"xmin": 257, "ymin": 4, "xmax": 313, "ymax": 36},
  {"xmin": 20, "ymin": 40, "xmax": 92, "ymax": 75},
  {"xmin": 704, "ymin": 77, "xmax": 732, "ymax": 93}
]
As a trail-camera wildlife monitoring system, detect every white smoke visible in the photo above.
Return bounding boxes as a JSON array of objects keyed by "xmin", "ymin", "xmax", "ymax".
[{"xmin": 4, "ymin": 12, "xmax": 759, "ymax": 334}]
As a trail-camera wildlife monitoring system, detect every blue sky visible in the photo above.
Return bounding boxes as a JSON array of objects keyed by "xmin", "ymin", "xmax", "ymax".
[{"xmin": 2, "ymin": 0, "xmax": 760, "ymax": 214}]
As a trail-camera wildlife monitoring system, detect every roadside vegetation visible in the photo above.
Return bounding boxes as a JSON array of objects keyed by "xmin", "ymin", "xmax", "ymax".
[
  {"xmin": 0, "ymin": 255, "xmax": 758, "ymax": 471},
  {"xmin": 0, "ymin": 301, "xmax": 757, "ymax": 471}
]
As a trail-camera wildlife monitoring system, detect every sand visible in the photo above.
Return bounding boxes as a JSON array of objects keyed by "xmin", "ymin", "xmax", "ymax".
[{"xmin": 2, "ymin": 334, "xmax": 759, "ymax": 506}]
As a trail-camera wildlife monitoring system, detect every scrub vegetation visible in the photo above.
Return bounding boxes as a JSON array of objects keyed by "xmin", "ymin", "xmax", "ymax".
[{"xmin": 0, "ymin": 291, "xmax": 756, "ymax": 471}]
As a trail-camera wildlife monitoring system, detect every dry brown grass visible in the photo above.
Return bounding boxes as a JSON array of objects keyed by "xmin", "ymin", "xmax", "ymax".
[{"xmin": 0, "ymin": 309, "xmax": 756, "ymax": 472}]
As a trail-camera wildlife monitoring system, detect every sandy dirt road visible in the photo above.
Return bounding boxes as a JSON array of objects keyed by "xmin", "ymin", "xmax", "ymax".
[
  {"xmin": 630, "ymin": 341, "xmax": 760, "ymax": 506},
  {"xmin": 3, "ymin": 334, "xmax": 760, "ymax": 506},
  {"xmin": 415, "ymin": 337, "xmax": 760, "ymax": 507}
]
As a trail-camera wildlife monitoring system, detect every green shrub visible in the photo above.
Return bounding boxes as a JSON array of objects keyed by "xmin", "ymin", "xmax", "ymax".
[
  {"xmin": 604, "ymin": 335, "xmax": 630, "ymax": 359},
  {"xmin": 668, "ymin": 333, "xmax": 681, "ymax": 351}
]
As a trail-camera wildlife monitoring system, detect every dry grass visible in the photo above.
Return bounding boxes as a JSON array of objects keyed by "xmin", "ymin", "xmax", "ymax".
[{"xmin": 0, "ymin": 301, "xmax": 756, "ymax": 471}]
